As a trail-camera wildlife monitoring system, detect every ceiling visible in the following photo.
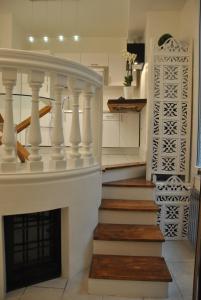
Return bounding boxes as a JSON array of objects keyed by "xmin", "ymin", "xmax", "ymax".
[{"xmin": 0, "ymin": 0, "xmax": 187, "ymax": 39}]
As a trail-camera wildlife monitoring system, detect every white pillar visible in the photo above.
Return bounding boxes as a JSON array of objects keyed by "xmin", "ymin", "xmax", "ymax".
[
  {"xmin": 68, "ymin": 79, "xmax": 84, "ymax": 168},
  {"xmin": 28, "ymin": 70, "xmax": 45, "ymax": 171},
  {"xmin": 50, "ymin": 74, "xmax": 67, "ymax": 170},
  {"xmin": 1, "ymin": 68, "xmax": 17, "ymax": 172},
  {"xmin": 82, "ymin": 84, "xmax": 96, "ymax": 166}
]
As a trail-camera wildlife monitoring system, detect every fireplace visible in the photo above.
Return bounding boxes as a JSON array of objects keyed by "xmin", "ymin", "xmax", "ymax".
[{"xmin": 4, "ymin": 209, "xmax": 61, "ymax": 291}]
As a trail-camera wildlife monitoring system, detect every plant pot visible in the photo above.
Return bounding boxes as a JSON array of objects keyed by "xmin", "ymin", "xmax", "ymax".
[{"xmin": 123, "ymin": 86, "xmax": 133, "ymax": 99}]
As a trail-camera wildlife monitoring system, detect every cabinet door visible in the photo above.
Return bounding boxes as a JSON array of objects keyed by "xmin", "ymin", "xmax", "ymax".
[
  {"xmin": 108, "ymin": 53, "xmax": 125, "ymax": 86},
  {"xmin": 119, "ymin": 112, "xmax": 139, "ymax": 147},
  {"xmin": 81, "ymin": 53, "xmax": 108, "ymax": 67},
  {"xmin": 102, "ymin": 113, "xmax": 119, "ymax": 147}
]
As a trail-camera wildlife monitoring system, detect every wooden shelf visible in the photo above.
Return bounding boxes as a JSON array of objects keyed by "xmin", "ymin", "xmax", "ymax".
[{"xmin": 107, "ymin": 98, "xmax": 147, "ymax": 113}]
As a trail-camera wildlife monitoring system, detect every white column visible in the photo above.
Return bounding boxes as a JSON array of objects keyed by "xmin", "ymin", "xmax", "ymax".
[
  {"xmin": 82, "ymin": 84, "xmax": 96, "ymax": 166},
  {"xmin": 28, "ymin": 70, "xmax": 45, "ymax": 171},
  {"xmin": 68, "ymin": 79, "xmax": 84, "ymax": 168},
  {"xmin": 50, "ymin": 74, "xmax": 67, "ymax": 170},
  {"xmin": 1, "ymin": 68, "xmax": 17, "ymax": 172}
]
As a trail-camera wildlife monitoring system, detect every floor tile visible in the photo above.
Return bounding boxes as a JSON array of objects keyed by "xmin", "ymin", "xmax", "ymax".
[
  {"xmin": 5, "ymin": 288, "xmax": 26, "ymax": 300},
  {"xmin": 163, "ymin": 240, "xmax": 195, "ymax": 262},
  {"xmin": 62, "ymin": 294, "xmax": 102, "ymax": 300},
  {"xmin": 103, "ymin": 296, "xmax": 142, "ymax": 300},
  {"xmin": 20, "ymin": 287, "xmax": 63, "ymax": 300},
  {"xmin": 169, "ymin": 262, "xmax": 194, "ymax": 298},
  {"xmin": 34, "ymin": 277, "xmax": 67, "ymax": 289}
]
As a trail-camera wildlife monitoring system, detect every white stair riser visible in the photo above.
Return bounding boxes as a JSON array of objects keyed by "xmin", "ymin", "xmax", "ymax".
[
  {"xmin": 102, "ymin": 166, "xmax": 146, "ymax": 183},
  {"xmin": 88, "ymin": 278, "xmax": 169, "ymax": 298},
  {"xmin": 93, "ymin": 240, "xmax": 162, "ymax": 256},
  {"xmin": 99, "ymin": 210, "xmax": 157, "ymax": 225},
  {"xmin": 102, "ymin": 186, "xmax": 155, "ymax": 200}
]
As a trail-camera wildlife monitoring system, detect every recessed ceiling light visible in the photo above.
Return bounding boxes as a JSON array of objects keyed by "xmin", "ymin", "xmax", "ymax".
[
  {"xmin": 58, "ymin": 35, "xmax": 64, "ymax": 42},
  {"xmin": 73, "ymin": 35, "xmax": 80, "ymax": 42},
  {"xmin": 28, "ymin": 36, "xmax": 35, "ymax": 43},
  {"xmin": 43, "ymin": 36, "xmax": 49, "ymax": 43}
]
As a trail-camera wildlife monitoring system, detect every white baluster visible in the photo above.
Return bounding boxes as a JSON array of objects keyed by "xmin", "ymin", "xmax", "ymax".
[
  {"xmin": 50, "ymin": 74, "xmax": 67, "ymax": 170},
  {"xmin": 28, "ymin": 70, "xmax": 45, "ymax": 171},
  {"xmin": 68, "ymin": 79, "xmax": 84, "ymax": 168},
  {"xmin": 1, "ymin": 68, "xmax": 17, "ymax": 172},
  {"xmin": 82, "ymin": 84, "xmax": 96, "ymax": 166}
]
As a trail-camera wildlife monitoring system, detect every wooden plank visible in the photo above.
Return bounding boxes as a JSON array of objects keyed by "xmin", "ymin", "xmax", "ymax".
[
  {"xmin": 16, "ymin": 141, "xmax": 29, "ymax": 163},
  {"xmin": 102, "ymin": 178, "xmax": 155, "ymax": 188},
  {"xmin": 16, "ymin": 105, "xmax": 51, "ymax": 133},
  {"xmin": 94, "ymin": 224, "xmax": 165, "ymax": 242},
  {"xmin": 89, "ymin": 255, "xmax": 172, "ymax": 282},
  {"xmin": 102, "ymin": 162, "xmax": 146, "ymax": 171},
  {"xmin": 100, "ymin": 199, "xmax": 159, "ymax": 212},
  {"xmin": 0, "ymin": 106, "xmax": 51, "ymax": 162}
]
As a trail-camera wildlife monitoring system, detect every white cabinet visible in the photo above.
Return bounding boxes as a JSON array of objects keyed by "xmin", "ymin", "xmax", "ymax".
[
  {"xmin": 119, "ymin": 112, "xmax": 139, "ymax": 147},
  {"xmin": 102, "ymin": 112, "xmax": 140, "ymax": 148},
  {"xmin": 108, "ymin": 53, "xmax": 125, "ymax": 86},
  {"xmin": 81, "ymin": 53, "xmax": 108, "ymax": 67},
  {"xmin": 102, "ymin": 113, "xmax": 120, "ymax": 147}
]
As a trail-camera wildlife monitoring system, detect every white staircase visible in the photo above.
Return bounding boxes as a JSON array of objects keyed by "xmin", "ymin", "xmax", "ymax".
[{"xmin": 88, "ymin": 165, "xmax": 172, "ymax": 299}]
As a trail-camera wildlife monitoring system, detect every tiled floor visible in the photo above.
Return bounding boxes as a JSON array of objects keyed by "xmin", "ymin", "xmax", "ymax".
[{"xmin": 5, "ymin": 240, "xmax": 195, "ymax": 300}]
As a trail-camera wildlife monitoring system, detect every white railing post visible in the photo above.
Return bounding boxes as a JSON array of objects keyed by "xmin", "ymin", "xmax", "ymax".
[
  {"xmin": 0, "ymin": 68, "xmax": 17, "ymax": 172},
  {"xmin": 50, "ymin": 74, "xmax": 67, "ymax": 170},
  {"xmin": 82, "ymin": 84, "xmax": 96, "ymax": 166},
  {"xmin": 28, "ymin": 70, "xmax": 45, "ymax": 171},
  {"xmin": 68, "ymin": 78, "xmax": 84, "ymax": 168}
]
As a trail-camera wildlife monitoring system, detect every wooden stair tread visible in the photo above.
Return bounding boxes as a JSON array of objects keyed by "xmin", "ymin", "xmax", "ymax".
[
  {"xmin": 94, "ymin": 224, "xmax": 164, "ymax": 242},
  {"xmin": 102, "ymin": 162, "xmax": 146, "ymax": 172},
  {"xmin": 89, "ymin": 255, "xmax": 172, "ymax": 282},
  {"xmin": 102, "ymin": 178, "xmax": 155, "ymax": 188},
  {"xmin": 100, "ymin": 199, "xmax": 159, "ymax": 212}
]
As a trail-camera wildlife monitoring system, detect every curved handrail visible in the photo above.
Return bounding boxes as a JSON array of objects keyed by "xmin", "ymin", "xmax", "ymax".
[{"xmin": 0, "ymin": 48, "xmax": 103, "ymax": 87}]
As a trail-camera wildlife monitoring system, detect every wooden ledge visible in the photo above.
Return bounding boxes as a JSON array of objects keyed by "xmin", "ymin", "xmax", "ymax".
[
  {"xmin": 102, "ymin": 162, "xmax": 146, "ymax": 172},
  {"xmin": 107, "ymin": 99, "xmax": 147, "ymax": 113}
]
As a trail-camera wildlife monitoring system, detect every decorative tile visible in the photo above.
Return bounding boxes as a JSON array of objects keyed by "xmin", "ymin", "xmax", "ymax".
[
  {"xmin": 156, "ymin": 176, "xmax": 190, "ymax": 240},
  {"xmin": 151, "ymin": 38, "xmax": 191, "ymax": 178}
]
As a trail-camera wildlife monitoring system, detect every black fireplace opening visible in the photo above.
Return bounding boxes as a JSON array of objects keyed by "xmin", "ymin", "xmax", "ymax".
[{"xmin": 4, "ymin": 209, "xmax": 61, "ymax": 292}]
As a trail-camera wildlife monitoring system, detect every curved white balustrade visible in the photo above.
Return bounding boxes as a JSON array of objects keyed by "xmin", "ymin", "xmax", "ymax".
[{"xmin": 0, "ymin": 49, "xmax": 103, "ymax": 174}]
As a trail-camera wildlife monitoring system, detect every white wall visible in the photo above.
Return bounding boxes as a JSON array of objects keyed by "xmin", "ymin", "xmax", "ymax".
[
  {"xmin": 0, "ymin": 167, "xmax": 101, "ymax": 299},
  {"xmin": 179, "ymin": 0, "xmax": 200, "ymax": 182},
  {"xmin": 27, "ymin": 37, "xmax": 126, "ymax": 53},
  {"xmin": 0, "ymin": 13, "xmax": 12, "ymax": 48},
  {"xmin": 0, "ymin": 13, "xmax": 27, "ymax": 50}
]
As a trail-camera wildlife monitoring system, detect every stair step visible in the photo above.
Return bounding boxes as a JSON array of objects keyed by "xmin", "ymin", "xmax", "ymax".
[
  {"xmin": 88, "ymin": 255, "xmax": 172, "ymax": 298},
  {"xmin": 100, "ymin": 199, "xmax": 159, "ymax": 212},
  {"xmin": 102, "ymin": 178, "xmax": 155, "ymax": 188},
  {"xmin": 94, "ymin": 224, "xmax": 164, "ymax": 242},
  {"xmin": 102, "ymin": 162, "xmax": 146, "ymax": 171},
  {"xmin": 90, "ymin": 254, "xmax": 172, "ymax": 281}
]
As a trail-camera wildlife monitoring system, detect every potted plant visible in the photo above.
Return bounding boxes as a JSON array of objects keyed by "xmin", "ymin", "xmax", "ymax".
[{"xmin": 122, "ymin": 50, "xmax": 137, "ymax": 99}]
